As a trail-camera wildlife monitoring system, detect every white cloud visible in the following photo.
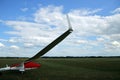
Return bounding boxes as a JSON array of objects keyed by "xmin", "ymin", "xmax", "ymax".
[
  {"xmin": 110, "ymin": 34, "xmax": 120, "ymax": 41},
  {"xmin": 0, "ymin": 39, "xmax": 7, "ymax": 42},
  {"xmin": 70, "ymin": 8, "xmax": 102, "ymax": 16},
  {"xmin": 76, "ymin": 40, "xmax": 88, "ymax": 44},
  {"xmin": 10, "ymin": 45, "xmax": 19, "ymax": 49},
  {"xmin": 34, "ymin": 5, "xmax": 65, "ymax": 28},
  {"xmin": 0, "ymin": 43, "xmax": 5, "ymax": 47},
  {"xmin": 9, "ymin": 38, "xmax": 17, "ymax": 43},
  {"xmin": 24, "ymin": 43, "xmax": 34, "ymax": 48},
  {"xmin": 1, "ymin": 6, "xmax": 120, "ymax": 57},
  {"xmin": 5, "ymin": 20, "xmax": 57, "ymax": 47},
  {"xmin": 97, "ymin": 37, "xmax": 104, "ymax": 42},
  {"xmin": 21, "ymin": 7, "xmax": 28, "ymax": 12},
  {"xmin": 112, "ymin": 7, "xmax": 120, "ymax": 14},
  {"xmin": 104, "ymin": 14, "xmax": 120, "ymax": 34},
  {"xmin": 111, "ymin": 41, "xmax": 120, "ymax": 48},
  {"xmin": 0, "ymin": 20, "xmax": 3, "ymax": 23}
]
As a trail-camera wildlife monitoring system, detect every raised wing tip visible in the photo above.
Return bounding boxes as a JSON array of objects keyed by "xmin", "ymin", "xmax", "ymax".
[{"xmin": 66, "ymin": 14, "xmax": 73, "ymax": 32}]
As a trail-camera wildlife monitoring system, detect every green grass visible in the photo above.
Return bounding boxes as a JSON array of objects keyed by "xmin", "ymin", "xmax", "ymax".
[{"xmin": 0, "ymin": 58, "xmax": 120, "ymax": 80}]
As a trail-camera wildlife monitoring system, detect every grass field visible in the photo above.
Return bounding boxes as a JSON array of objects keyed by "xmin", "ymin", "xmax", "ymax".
[{"xmin": 0, "ymin": 58, "xmax": 120, "ymax": 80}]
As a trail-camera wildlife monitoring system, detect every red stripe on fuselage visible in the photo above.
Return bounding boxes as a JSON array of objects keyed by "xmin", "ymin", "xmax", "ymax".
[
  {"xmin": 11, "ymin": 61, "xmax": 41, "ymax": 69},
  {"xmin": 24, "ymin": 61, "xmax": 41, "ymax": 68}
]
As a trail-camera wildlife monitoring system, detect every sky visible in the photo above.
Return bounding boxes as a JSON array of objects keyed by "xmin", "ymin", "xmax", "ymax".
[{"xmin": 0, "ymin": 0, "xmax": 120, "ymax": 57}]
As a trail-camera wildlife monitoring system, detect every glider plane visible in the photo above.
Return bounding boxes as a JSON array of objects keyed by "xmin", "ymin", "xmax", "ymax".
[{"xmin": 0, "ymin": 15, "xmax": 73, "ymax": 73}]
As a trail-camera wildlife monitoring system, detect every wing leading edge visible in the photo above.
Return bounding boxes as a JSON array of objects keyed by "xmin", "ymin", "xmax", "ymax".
[{"xmin": 26, "ymin": 15, "xmax": 73, "ymax": 61}]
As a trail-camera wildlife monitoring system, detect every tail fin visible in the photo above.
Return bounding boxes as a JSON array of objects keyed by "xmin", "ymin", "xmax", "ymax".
[
  {"xmin": 6, "ymin": 64, "xmax": 9, "ymax": 67},
  {"xmin": 18, "ymin": 62, "xmax": 25, "ymax": 72}
]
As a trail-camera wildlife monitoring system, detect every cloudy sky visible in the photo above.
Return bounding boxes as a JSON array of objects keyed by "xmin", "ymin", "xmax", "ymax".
[{"xmin": 0, "ymin": 0, "xmax": 120, "ymax": 57}]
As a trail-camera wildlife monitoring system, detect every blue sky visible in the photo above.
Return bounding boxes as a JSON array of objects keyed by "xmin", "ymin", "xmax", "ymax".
[{"xmin": 0, "ymin": 0, "xmax": 120, "ymax": 57}]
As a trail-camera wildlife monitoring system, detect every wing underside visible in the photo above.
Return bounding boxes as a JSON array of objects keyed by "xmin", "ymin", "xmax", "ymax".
[{"xmin": 26, "ymin": 15, "xmax": 73, "ymax": 62}]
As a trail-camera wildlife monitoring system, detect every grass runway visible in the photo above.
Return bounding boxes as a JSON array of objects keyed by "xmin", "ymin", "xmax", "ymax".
[{"xmin": 0, "ymin": 58, "xmax": 120, "ymax": 80}]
